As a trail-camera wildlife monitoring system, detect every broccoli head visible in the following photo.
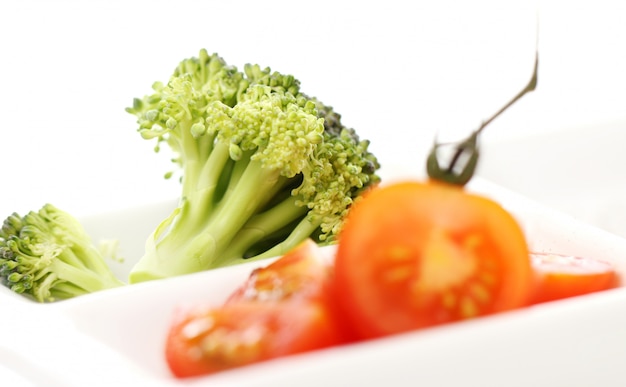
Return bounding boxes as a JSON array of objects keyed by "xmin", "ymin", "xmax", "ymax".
[
  {"xmin": 0, "ymin": 204, "xmax": 125, "ymax": 302},
  {"xmin": 126, "ymin": 49, "xmax": 380, "ymax": 283}
]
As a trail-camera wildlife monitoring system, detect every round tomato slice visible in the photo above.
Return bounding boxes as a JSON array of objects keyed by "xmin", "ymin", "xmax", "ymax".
[
  {"xmin": 334, "ymin": 181, "xmax": 533, "ymax": 339},
  {"xmin": 165, "ymin": 300, "xmax": 344, "ymax": 378},
  {"xmin": 529, "ymin": 252, "xmax": 621, "ymax": 304}
]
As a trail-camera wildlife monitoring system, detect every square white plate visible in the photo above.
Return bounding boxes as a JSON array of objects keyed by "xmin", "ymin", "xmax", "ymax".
[{"xmin": 1, "ymin": 165, "xmax": 626, "ymax": 387}]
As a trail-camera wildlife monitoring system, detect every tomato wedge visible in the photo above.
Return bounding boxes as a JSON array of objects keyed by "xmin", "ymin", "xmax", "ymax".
[
  {"xmin": 529, "ymin": 252, "xmax": 621, "ymax": 304},
  {"xmin": 165, "ymin": 240, "xmax": 348, "ymax": 378},
  {"xmin": 334, "ymin": 181, "xmax": 534, "ymax": 339},
  {"xmin": 226, "ymin": 239, "xmax": 332, "ymax": 304},
  {"xmin": 165, "ymin": 301, "xmax": 344, "ymax": 378}
]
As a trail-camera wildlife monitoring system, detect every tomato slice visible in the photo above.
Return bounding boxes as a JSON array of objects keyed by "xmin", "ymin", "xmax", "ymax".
[
  {"xmin": 529, "ymin": 252, "xmax": 621, "ymax": 304},
  {"xmin": 166, "ymin": 240, "xmax": 348, "ymax": 378},
  {"xmin": 165, "ymin": 301, "xmax": 344, "ymax": 378},
  {"xmin": 334, "ymin": 181, "xmax": 534, "ymax": 339},
  {"xmin": 226, "ymin": 239, "xmax": 355, "ymax": 342},
  {"xmin": 226, "ymin": 239, "xmax": 332, "ymax": 304}
]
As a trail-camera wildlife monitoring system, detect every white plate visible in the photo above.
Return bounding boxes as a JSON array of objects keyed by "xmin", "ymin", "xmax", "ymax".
[
  {"xmin": 479, "ymin": 118, "xmax": 626, "ymax": 240},
  {"xmin": 1, "ymin": 166, "xmax": 626, "ymax": 387}
]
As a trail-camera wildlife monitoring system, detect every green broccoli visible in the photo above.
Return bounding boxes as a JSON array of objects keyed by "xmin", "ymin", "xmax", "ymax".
[
  {"xmin": 0, "ymin": 204, "xmax": 125, "ymax": 302},
  {"xmin": 126, "ymin": 49, "xmax": 380, "ymax": 283}
]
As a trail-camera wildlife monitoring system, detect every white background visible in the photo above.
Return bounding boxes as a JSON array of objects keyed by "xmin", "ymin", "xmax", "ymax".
[{"xmin": 1, "ymin": 0, "xmax": 625, "ymax": 220}]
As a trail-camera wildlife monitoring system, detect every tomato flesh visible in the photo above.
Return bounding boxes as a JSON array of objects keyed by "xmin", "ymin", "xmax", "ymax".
[
  {"xmin": 165, "ymin": 301, "xmax": 343, "ymax": 378},
  {"xmin": 530, "ymin": 252, "xmax": 621, "ymax": 304},
  {"xmin": 165, "ymin": 240, "xmax": 347, "ymax": 378},
  {"xmin": 334, "ymin": 181, "xmax": 533, "ymax": 339},
  {"xmin": 226, "ymin": 239, "xmax": 332, "ymax": 304}
]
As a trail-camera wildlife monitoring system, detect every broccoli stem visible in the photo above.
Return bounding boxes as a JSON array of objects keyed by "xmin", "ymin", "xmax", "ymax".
[
  {"xmin": 63, "ymin": 235, "xmax": 122, "ymax": 280},
  {"xmin": 194, "ymin": 140, "xmax": 231, "ymax": 198},
  {"xmin": 205, "ymin": 160, "xmax": 282, "ymax": 242},
  {"xmin": 158, "ymin": 141, "xmax": 232, "ymax": 250},
  {"xmin": 216, "ymin": 194, "xmax": 309, "ymax": 264},
  {"xmin": 129, "ymin": 157, "xmax": 290, "ymax": 282},
  {"xmin": 34, "ymin": 257, "xmax": 123, "ymax": 302},
  {"xmin": 61, "ymin": 247, "xmax": 124, "ymax": 287},
  {"xmin": 45, "ymin": 284, "xmax": 84, "ymax": 301},
  {"xmin": 243, "ymin": 216, "xmax": 323, "ymax": 262}
]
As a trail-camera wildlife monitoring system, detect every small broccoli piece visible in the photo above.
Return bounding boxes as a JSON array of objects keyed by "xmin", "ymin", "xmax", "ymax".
[
  {"xmin": 0, "ymin": 204, "xmax": 125, "ymax": 302},
  {"xmin": 126, "ymin": 50, "xmax": 380, "ymax": 283}
]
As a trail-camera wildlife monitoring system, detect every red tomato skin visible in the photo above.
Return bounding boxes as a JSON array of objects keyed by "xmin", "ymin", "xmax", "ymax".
[
  {"xmin": 226, "ymin": 239, "xmax": 332, "ymax": 304},
  {"xmin": 165, "ymin": 301, "xmax": 344, "ymax": 378},
  {"xmin": 334, "ymin": 181, "xmax": 533, "ymax": 340},
  {"xmin": 226, "ymin": 239, "xmax": 358, "ymax": 342},
  {"xmin": 166, "ymin": 240, "xmax": 350, "ymax": 378},
  {"xmin": 529, "ymin": 252, "xmax": 621, "ymax": 304}
]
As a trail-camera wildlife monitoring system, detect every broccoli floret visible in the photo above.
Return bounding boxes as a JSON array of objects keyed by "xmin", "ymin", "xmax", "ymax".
[
  {"xmin": 126, "ymin": 50, "xmax": 380, "ymax": 283},
  {"xmin": 0, "ymin": 204, "xmax": 125, "ymax": 302}
]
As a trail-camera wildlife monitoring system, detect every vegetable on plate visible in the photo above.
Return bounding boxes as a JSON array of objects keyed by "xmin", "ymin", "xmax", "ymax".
[
  {"xmin": 529, "ymin": 252, "xmax": 620, "ymax": 304},
  {"xmin": 0, "ymin": 204, "xmax": 124, "ymax": 302},
  {"xmin": 0, "ymin": 50, "xmax": 380, "ymax": 302},
  {"xmin": 164, "ymin": 240, "xmax": 347, "ymax": 378},
  {"xmin": 164, "ymin": 240, "xmax": 622, "ymax": 379},
  {"xmin": 165, "ymin": 300, "xmax": 344, "ymax": 378},
  {"xmin": 333, "ymin": 50, "xmax": 540, "ymax": 339},
  {"xmin": 162, "ymin": 53, "xmax": 622, "ymax": 377},
  {"xmin": 126, "ymin": 50, "xmax": 381, "ymax": 283},
  {"xmin": 224, "ymin": 239, "xmax": 334, "ymax": 304},
  {"xmin": 334, "ymin": 180, "xmax": 534, "ymax": 338}
]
